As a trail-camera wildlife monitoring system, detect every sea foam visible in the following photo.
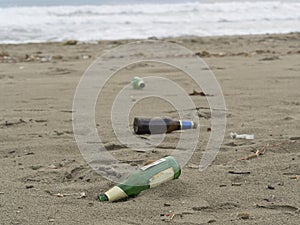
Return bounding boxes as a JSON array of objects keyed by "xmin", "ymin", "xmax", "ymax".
[{"xmin": 0, "ymin": 1, "xmax": 299, "ymax": 43}]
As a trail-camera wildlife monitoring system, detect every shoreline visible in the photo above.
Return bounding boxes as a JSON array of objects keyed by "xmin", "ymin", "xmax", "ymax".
[{"xmin": 0, "ymin": 31, "xmax": 300, "ymax": 46}]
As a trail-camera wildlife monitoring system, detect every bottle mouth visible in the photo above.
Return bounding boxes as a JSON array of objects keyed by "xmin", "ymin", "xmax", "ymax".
[
  {"xmin": 133, "ymin": 117, "xmax": 139, "ymax": 134},
  {"xmin": 133, "ymin": 117, "xmax": 152, "ymax": 134},
  {"xmin": 98, "ymin": 194, "xmax": 108, "ymax": 202},
  {"xmin": 193, "ymin": 122, "xmax": 198, "ymax": 129},
  {"xmin": 138, "ymin": 81, "xmax": 145, "ymax": 88}
]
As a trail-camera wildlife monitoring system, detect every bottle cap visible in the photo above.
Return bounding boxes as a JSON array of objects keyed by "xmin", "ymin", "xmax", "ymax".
[{"xmin": 98, "ymin": 194, "xmax": 109, "ymax": 202}]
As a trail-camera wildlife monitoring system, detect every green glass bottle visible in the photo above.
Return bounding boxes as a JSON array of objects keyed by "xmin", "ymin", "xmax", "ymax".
[
  {"xmin": 99, "ymin": 156, "xmax": 181, "ymax": 202},
  {"xmin": 131, "ymin": 76, "xmax": 145, "ymax": 89}
]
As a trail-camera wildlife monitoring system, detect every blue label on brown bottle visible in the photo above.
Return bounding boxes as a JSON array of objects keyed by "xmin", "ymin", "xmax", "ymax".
[{"xmin": 180, "ymin": 120, "xmax": 193, "ymax": 129}]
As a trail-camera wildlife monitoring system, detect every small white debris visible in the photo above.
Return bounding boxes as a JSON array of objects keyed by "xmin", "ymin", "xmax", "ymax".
[
  {"xmin": 82, "ymin": 55, "xmax": 90, "ymax": 59},
  {"xmin": 48, "ymin": 164, "xmax": 57, "ymax": 169},
  {"xmin": 230, "ymin": 132, "xmax": 254, "ymax": 140},
  {"xmin": 56, "ymin": 193, "xmax": 64, "ymax": 197},
  {"xmin": 79, "ymin": 192, "xmax": 86, "ymax": 199},
  {"xmin": 130, "ymin": 96, "xmax": 136, "ymax": 102},
  {"xmin": 40, "ymin": 56, "xmax": 52, "ymax": 62}
]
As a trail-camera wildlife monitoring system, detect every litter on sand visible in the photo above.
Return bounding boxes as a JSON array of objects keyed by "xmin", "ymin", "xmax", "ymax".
[{"xmin": 230, "ymin": 132, "xmax": 254, "ymax": 140}]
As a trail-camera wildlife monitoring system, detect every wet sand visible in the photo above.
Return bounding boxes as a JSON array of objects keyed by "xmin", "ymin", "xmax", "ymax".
[{"xmin": 0, "ymin": 33, "xmax": 299, "ymax": 225}]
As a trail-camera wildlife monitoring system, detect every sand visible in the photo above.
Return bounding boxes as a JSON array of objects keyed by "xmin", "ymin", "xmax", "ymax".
[{"xmin": 0, "ymin": 33, "xmax": 299, "ymax": 225}]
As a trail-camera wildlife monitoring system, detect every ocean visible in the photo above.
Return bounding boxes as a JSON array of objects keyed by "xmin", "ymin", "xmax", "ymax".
[{"xmin": 0, "ymin": 0, "xmax": 299, "ymax": 43}]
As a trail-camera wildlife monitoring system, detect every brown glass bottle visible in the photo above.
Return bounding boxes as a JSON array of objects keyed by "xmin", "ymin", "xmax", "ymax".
[{"xmin": 133, "ymin": 117, "xmax": 197, "ymax": 135}]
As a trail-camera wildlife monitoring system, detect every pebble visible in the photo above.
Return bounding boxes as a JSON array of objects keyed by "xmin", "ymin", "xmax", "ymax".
[
  {"xmin": 237, "ymin": 212, "xmax": 250, "ymax": 220},
  {"xmin": 30, "ymin": 165, "xmax": 42, "ymax": 170},
  {"xmin": 88, "ymin": 202, "xmax": 94, "ymax": 206},
  {"xmin": 232, "ymin": 183, "xmax": 242, "ymax": 186},
  {"xmin": 290, "ymin": 137, "xmax": 300, "ymax": 140}
]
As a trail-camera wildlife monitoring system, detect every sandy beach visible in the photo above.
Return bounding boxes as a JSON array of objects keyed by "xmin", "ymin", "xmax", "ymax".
[{"xmin": 0, "ymin": 33, "xmax": 299, "ymax": 225}]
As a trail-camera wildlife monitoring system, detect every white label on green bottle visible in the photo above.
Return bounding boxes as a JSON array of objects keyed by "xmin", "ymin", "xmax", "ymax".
[
  {"xmin": 149, "ymin": 167, "xmax": 174, "ymax": 188},
  {"xmin": 140, "ymin": 158, "xmax": 166, "ymax": 171},
  {"xmin": 105, "ymin": 186, "xmax": 128, "ymax": 202}
]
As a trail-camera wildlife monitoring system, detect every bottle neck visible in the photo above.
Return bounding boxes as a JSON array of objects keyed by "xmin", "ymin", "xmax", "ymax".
[{"xmin": 166, "ymin": 120, "xmax": 181, "ymax": 132}]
